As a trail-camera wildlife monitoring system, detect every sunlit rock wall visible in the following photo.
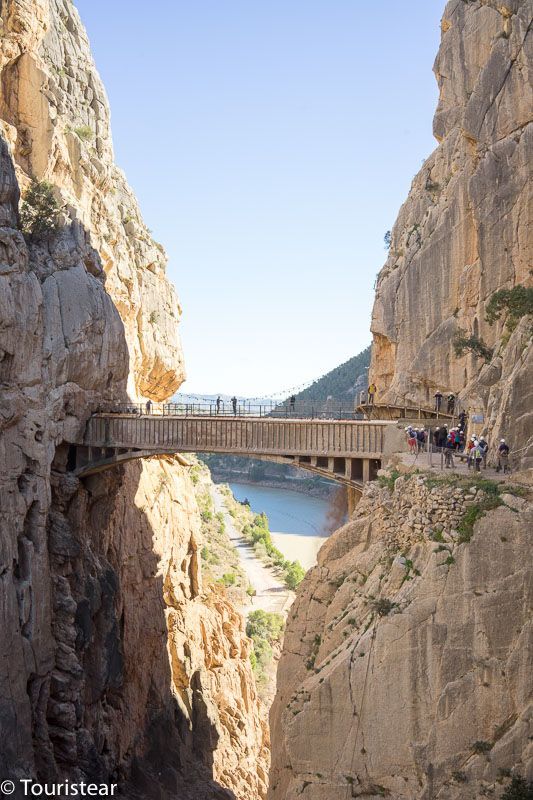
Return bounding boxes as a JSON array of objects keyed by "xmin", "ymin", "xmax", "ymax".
[{"xmin": 370, "ymin": 0, "xmax": 532, "ymax": 465}]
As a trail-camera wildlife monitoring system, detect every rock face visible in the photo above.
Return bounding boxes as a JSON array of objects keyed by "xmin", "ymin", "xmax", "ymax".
[
  {"xmin": 370, "ymin": 0, "xmax": 532, "ymax": 466},
  {"xmin": 0, "ymin": 1, "xmax": 267, "ymax": 798},
  {"xmin": 269, "ymin": 5, "xmax": 533, "ymax": 797},
  {"xmin": 269, "ymin": 474, "xmax": 533, "ymax": 799}
]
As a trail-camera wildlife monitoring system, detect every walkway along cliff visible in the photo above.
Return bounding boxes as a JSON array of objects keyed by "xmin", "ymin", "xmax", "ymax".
[
  {"xmin": 0, "ymin": 2, "xmax": 267, "ymax": 798},
  {"xmin": 269, "ymin": 2, "xmax": 533, "ymax": 798},
  {"xmin": 370, "ymin": 0, "xmax": 532, "ymax": 467}
]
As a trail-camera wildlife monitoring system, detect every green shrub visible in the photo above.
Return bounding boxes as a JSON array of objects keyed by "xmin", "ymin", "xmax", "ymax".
[
  {"xmin": 457, "ymin": 506, "xmax": 484, "ymax": 543},
  {"xmin": 218, "ymin": 572, "xmax": 236, "ymax": 587},
  {"xmin": 372, "ymin": 598, "xmax": 396, "ymax": 617},
  {"xmin": 253, "ymin": 541, "xmax": 268, "ymax": 560},
  {"xmin": 504, "ymin": 485, "xmax": 527, "ymax": 498},
  {"xmin": 457, "ymin": 495, "xmax": 504, "ymax": 543},
  {"xmin": 472, "ymin": 740, "xmax": 492, "ymax": 754},
  {"xmin": 285, "ymin": 561, "xmax": 305, "ymax": 590},
  {"xmin": 20, "ymin": 180, "xmax": 60, "ymax": 238},
  {"xmin": 73, "ymin": 124, "xmax": 94, "ymax": 141},
  {"xmin": 246, "ymin": 610, "xmax": 284, "ymax": 687},
  {"xmin": 486, "ymin": 285, "xmax": 533, "ymax": 331},
  {"xmin": 250, "ymin": 636, "xmax": 272, "ymax": 676},
  {"xmin": 470, "ymin": 478, "xmax": 500, "ymax": 496},
  {"xmin": 377, "ymin": 469, "xmax": 401, "ymax": 491},
  {"xmin": 451, "ymin": 771, "xmax": 468, "ymax": 783},
  {"xmin": 501, "ymin": 776, "xmax": 533, "ymax": 800},
  {"xmin": 246, "ymin": 610, "xmax": 285, "ymax": 644},
  {"xmin": 453, "ymin": 329, "xmax": 493, "ymax": 362}
]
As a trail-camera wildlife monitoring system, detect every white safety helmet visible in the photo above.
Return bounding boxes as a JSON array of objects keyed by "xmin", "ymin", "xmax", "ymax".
[{"xmin": 500, "ymin": 439, "xmax": 506, "ymax": 443}]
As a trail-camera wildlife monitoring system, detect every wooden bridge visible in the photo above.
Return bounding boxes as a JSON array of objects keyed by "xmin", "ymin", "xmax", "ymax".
[
  {"xmin": 72, "ymin": 412, "xmax": 404, "ymax": 489},
  {"xmin": 357, "ymin": 402, "xmax": 455, "ymax": 422}
]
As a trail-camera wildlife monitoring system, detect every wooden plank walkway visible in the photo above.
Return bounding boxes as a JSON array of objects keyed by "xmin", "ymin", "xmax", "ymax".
[
  {"xmin": 83, "ymin": 414, "xmax": 394, "ymax": 458},
  {"xmin": 357, "ymin": 403, "xmax": 455, "ymax": 422}
]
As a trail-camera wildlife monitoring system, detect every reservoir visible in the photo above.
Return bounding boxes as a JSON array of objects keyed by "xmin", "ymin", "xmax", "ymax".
[{"xmin": 229, "ymin": 482, "xmax": 337, "ymax": 570}]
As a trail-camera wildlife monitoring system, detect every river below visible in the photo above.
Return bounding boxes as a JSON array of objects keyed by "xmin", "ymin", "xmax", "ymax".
[{"xmin": 229, "ymin": 482, "xmax": 335, "ymax": 570}]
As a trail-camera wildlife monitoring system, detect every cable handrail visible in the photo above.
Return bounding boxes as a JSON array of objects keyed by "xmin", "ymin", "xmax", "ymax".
[{"xmin": 93, "ymin": 401, "xmax": 366, "ymax": 421}]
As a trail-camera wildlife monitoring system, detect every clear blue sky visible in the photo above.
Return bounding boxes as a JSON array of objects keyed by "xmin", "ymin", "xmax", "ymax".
[{"xmin": 75, "ymin": 0, "xmax": 443, "ymax": 398}]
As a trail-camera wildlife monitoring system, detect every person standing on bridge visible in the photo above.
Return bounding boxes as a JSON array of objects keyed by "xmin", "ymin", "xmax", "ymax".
[
  {"xmin": 231, "ymin": 396, "xmax": 238, "ymax": 416},
  {"xmin": 434, "ymin": 390, "xmax": 443, "ymax": 413},
  {"xmin": 289, "ymin": 395, "xmax": 296, "ymax": 413},
  {"xmin": 216, "ymin": 396, "xmax": 222, "ymax": 414},
  {"xmin": 368, "ymin": 383, "xmax": 377, "ymax": 406},
  {"xmin": 145, "ymin": 399, "xmax": 152, "ymax": 415}
]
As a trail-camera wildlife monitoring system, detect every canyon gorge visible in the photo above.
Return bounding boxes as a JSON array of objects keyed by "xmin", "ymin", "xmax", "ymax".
[{"xmin": 0, "ymin": 1, "xmax": 531, "ymax": 800}]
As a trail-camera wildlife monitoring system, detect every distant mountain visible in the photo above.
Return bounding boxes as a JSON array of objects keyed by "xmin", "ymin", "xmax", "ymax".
[{"xmin": 290, "ymin": 346, "xmax": 371, "ymax": 407}]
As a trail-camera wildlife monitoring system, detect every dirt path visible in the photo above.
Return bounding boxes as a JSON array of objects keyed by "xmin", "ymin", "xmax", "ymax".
[{"xmin": 211, "ymin": 484, "xmax": 294, "ymax": 615}]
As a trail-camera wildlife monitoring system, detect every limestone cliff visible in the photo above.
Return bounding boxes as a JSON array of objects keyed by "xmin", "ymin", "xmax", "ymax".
[
  {"xmin": 0, "ymin": 1, "xmax": 266, "ymax": 797},
  {"xmin": 269, "ymin": 472, "xmax": 533, "ymax": 799},
  {"xmin": 370, "ymin": 0, "xmax": 532, "ymax": 465},
  {"xmin": 269, "ymin": 5, "xmax": 533, "ymax": 796}
]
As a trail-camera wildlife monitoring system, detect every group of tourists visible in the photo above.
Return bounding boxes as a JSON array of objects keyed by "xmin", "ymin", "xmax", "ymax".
[
  {"xmin": 434, "ymin": 390, "xmax": 456, "ymax": 414},
  {"xmin": 405, "ymin": 426, "xmax": 428, "ymax": 454},
  {"xmin": 405, "ymin": 420, "xmax": 511, "ymax": 473}
]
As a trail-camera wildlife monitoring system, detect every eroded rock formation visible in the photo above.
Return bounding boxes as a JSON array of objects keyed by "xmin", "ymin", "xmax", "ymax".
[
  {"xmin": 370, "ymin": 0, "xmax": 532, "ymax": 465},
  {"xmin": 269, "ymin": 473, "xmax": 533, "ymax": 799},
  {"xmin": 0, "ymin": 1, "xmax": 267, "ymax": 797}
]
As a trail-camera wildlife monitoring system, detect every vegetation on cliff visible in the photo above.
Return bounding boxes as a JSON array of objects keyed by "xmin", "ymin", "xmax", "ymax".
[
  {"xmin": 19, "ymin": 180, "xmax": 61, "ymax": 239},
  {"xmin": 485, "ymin": 285, "xmax": 533, "ymax": 334},
  {"xmin": 191, "ymin": 460, "xmax": 250, "ymax": 598},
  {"xmin": 247, "ymin": 610, "xmax": 285, "ymax": 693},
  {"xmin": 239, "ymin": 512, "xmax": 305, "ymax": 589},
  {"xmin": 289, "ymin": 345, "xmax": 371, "ymax": 406}
]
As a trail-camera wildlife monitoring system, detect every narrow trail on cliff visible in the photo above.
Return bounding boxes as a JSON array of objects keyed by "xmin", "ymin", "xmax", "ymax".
[{"xmin": 210, "ymin": 484, "xmax": 295, "ymax": 615}]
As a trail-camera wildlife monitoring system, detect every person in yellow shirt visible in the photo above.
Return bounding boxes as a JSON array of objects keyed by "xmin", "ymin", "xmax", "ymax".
[{"xmin": 368, "ymin": 383, "xmax": 377, "ymax": 405}]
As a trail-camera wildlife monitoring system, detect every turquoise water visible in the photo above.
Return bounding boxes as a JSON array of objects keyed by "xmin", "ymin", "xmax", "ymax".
[{"xmin": 229, "ymin": 482, "xmax": 332, "ymax": 538}]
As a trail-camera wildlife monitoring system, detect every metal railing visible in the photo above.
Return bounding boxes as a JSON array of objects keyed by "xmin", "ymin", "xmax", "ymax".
[{"xmin": 94, "ymin": 401, "xmax": 364, "ymax": 420}]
